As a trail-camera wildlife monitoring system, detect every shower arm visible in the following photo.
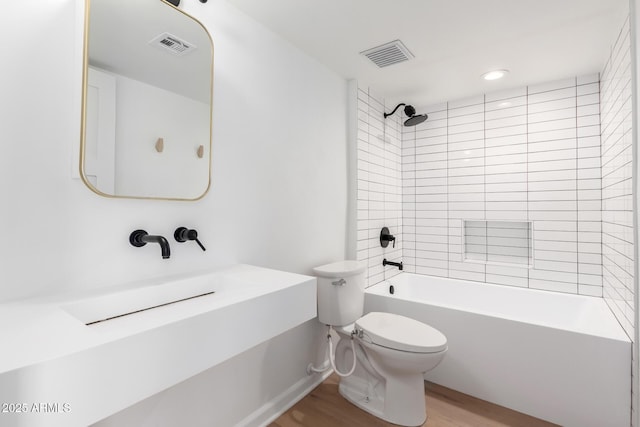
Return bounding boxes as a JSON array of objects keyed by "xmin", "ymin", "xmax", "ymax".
[{"xmin": 384, "ymin": 103, "xmax": 406, "ymax": 118}]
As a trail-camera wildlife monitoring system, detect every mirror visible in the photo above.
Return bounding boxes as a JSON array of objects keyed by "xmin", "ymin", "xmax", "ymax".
[{"xmin": 81, "ymin": 0, "xmax": 213, "ymax": 200}]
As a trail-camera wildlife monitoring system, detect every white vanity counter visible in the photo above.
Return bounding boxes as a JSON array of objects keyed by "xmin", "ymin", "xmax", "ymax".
[{"xmin": 0, "ymin": 264, "xmax": 316, "ymax": 427}]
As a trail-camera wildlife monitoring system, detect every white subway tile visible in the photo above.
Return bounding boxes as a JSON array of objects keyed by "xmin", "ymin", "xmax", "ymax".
[
  {"xmin": 448, "ymin": 96, "xmax": 485, "ymax": 111},
  {"xmin": 485, "ymin": 134, "xmax": 528, "ymax": 147},
  {"xmin": 485, "ymin": 115, "xmax": 527, "ymax": 130},
  {"xmin": 528, "ymin": 210, "xmax": 578, "ymax": 221},
  {"xmin": 527, "ymin": 138, "xmax": 576, "ymax": 153},
  {"xmin": 577, "ymin": 73, "xmax": 599, "ymax": 85},
  {"xmin": 528, "ymin": 149, "xmax": 576, "ymax": 163},
  {"xmin": 528, "ymin": 180, "xmax": 576, "ymax": 191},
  {"xmin": 535, "ymin": 260, "xmax": 577, "ymax": 273},
  {"xmin": 535, "ymin": 250, "xmax": 577, "ymax": 262},
  {"xmin": 485, "ymin": 173, "xmax": 527, "ymax": 184},
  {"xmin": 529, "ymin": 118, "xmax": 578, "ymax": 133},
  {"xmin": 485, "ymin": 88, "xmax": 527, "ymax": 103},
  {"xmin": 528, "ymin": 169, "xmax": 576, "ymax": 181},
  {"xmin": 528, "ymin": 190, "xmax": 576, "ymax": 201},
  {"xmin": 529, "ymin": 269, "xmax": 577, "ymax": 283},
  {"xmin": 533, "ymin": 221, "xmax": 577, "ymax": 231},
  {"xmin": 577, "ymin": 93, "xmax": 600, "ymax": 106},
  {"xmin": 485, "ymin": 105, "xmax": 527, "ymax": 120},
  {"xmin": 577, "ymin": 103, "xmax": 600, "ymax": 117},
  {"xmin": 529, "ymin": 279, "xmax": 577, "ymax": 294},
  {"xmin": 485, "ymin": 124, "xmax": 528, "ymax": 139},
  {"xmin": 528, "ymin": 97, "xmax": 576, "ymax": 114},
  {"xmin": 528, "ymin": 78, "xmax": 576, "ymax": 95},
  {"xmin": 485, "ymin": 201, "xmax": 528, "ymax": 211},
  {"xmin": 529, "ymin": 87, "xmax": 576, "ymax": 106},
  {"xmin": 528, "ymin": 128, "xmax": 577, "ymax": 142},
  {"xmin": 486, "ymin": 274, "xmax": 529, "ymax": 287},
  {"xmin": 528, "ymin": 108, "xmax": 576, "ymax": 124},
  {"xmin": 578, "ymin": 284, "xmax": 602, "ymax": 297},
  {"xmin": 485, "ymin": 192, "xmax": 527, "ymax": 202}
]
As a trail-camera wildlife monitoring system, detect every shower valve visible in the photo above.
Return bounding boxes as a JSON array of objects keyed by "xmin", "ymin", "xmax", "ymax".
[{"xmin": 380, "ymin": 227, "xmax": 396, "ymax": 248}]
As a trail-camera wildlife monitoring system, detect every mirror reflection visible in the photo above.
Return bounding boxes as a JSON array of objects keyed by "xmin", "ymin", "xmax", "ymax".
[{"xmin": 82, "ymin": 0, "xmax": 213, "ymax": 200}]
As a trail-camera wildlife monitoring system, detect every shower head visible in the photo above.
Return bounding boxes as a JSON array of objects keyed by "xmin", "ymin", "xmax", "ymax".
[
  {"xmin": 383, "ymin": 103, "xmax": 428, "ymax": 127},
  {"xmin": 404, "ymin": 114, "xmax": 428, "ymax": 126}
]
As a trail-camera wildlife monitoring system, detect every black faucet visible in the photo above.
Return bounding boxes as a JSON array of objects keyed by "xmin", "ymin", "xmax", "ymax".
[
  {"xmin": 129, "ymin": 230, "xmax": 171, "ymax": 259},
  {"xmin": 383, "ymin": 259, "xmax": 403, "ymax": 270},
  {"xmin": 174, "ymin": 227, "xmax": 206, "ymax": 251},
  {"xmin": 380, "ymin": 227, "xmax": 396, "ymax": 248}
]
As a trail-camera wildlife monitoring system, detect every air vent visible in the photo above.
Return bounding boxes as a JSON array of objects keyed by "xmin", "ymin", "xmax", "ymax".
[
  {"xmin": 149, "ymin": 32, "xmax": 197, "ymax": 56},
  {"xmin": 360, "ymin": 40, "xmax": 414, "ymax": 68}
]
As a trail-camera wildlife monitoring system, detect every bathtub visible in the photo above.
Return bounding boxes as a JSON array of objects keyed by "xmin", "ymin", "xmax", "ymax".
[{"xmin": 364, "ymin": 273, "xmax": 631, "ymax": 427}]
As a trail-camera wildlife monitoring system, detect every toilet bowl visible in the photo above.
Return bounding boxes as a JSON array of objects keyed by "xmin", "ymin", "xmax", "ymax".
[
  {"xmin": 335, "ymin": 312, "xmax": 447, "ymax": 426},
  {"xmin": 313, "ymin": 261, "xmax": 448, "ymax": 426}
]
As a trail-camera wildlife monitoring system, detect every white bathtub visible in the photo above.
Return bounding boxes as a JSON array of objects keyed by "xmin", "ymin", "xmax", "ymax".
[{"xmin": 365, "ymin": 273, "xmax": 631, "ymax": 427}]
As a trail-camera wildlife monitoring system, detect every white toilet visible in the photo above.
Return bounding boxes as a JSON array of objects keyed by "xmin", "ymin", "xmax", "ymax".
[{"xmin": 313, "ymin": 260, "xmax": 447, "ymax": 427}]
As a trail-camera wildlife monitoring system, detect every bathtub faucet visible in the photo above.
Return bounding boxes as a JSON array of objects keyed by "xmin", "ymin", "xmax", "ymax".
[{"xmin": 382, "ymin": 259, "xmax": 403, "ymax": 270}]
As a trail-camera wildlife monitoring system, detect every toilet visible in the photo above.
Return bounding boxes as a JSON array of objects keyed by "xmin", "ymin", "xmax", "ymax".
[{"xmin": 313, "ymin": 260, "xmax": 447, "ymax": 427}]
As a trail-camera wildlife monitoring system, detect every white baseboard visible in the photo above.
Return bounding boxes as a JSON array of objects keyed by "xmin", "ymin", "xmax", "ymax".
[{"xmin": 236, "ymin": 368, "xmax": 333, "ymax": 427}]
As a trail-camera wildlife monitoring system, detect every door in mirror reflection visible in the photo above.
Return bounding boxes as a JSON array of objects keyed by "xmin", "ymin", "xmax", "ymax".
[{"xmin": 81, "ymin": 0, "xmax": 213, "ymax": 200}]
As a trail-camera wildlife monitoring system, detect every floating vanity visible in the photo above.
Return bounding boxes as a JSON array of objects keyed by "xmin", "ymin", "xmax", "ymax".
[{"xmin": 0, "ymin": 265, "xmax": 316, "ymax": 427}]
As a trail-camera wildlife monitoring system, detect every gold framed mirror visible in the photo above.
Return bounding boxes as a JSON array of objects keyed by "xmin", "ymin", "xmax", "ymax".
[{"xmin": 80, "ymin": 0, "xmax": 213, "ymax": 200}]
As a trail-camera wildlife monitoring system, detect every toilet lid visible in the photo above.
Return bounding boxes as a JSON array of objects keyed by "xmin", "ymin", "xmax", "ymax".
[{"xmin": 355, "ymin": 312, "xmax": 447, "ymax": 353}]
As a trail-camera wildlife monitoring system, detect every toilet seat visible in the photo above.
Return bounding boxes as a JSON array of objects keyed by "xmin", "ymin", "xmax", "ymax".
[{"xmin": 355, "ymin": 312, "xmax": 447, "ymax": 353}]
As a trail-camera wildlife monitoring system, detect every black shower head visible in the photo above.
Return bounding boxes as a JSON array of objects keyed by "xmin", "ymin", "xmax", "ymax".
[
  {"xmin": 384, "ymin": 103, "xmax": 428, "ymax": 127},
  {"xmin": 404, "ymin": 114, "xmax": 428, "ymax": 126}
]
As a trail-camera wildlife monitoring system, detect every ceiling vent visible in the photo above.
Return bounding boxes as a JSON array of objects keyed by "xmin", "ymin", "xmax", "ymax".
[
  {"xmin": 360, "ymin": 40, "xmax": 414, "ymax": 68},
  {"xmin": 149, "ymin": 32, "xmax": 197, "ymax": 56}
]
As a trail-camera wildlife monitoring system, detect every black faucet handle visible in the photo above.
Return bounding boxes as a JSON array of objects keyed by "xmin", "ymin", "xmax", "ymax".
[
  {"xmin": 174, "ymin": 227, "xmax": 206, "ymax": 251},
  {"xmin": 380, "ymin": 227, "xmax": 396, "ymax": 248}
]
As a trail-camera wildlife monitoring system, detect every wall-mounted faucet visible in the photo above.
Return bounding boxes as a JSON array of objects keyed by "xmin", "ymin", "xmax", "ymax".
[
  {"xmin": 380, "ymin": 227, "xmax": 396, "ymax": 248},
  {"xmin": 129, "ymin": 230, "xmax": 171, "ymax": 259},
  {"xmin": 383, "ymin": 259, "xmax": 403, "ymax": 270},
  {"xmin": 174, "ymin": 227, "xmax": 206, "ymax": 251}
]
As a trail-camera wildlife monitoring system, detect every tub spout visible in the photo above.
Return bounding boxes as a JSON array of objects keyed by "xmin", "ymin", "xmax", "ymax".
[
  {"xmin": 129, "ymin": 230, "xmax": 171, "ymax": 259},
  {"xmin": 382, "ymin": 259, "xmax": 403, "ymax": 270}
]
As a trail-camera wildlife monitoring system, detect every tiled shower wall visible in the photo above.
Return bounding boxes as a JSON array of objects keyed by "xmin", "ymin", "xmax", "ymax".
[
  {"xmin": 599, "ymin": 16, "xmax": 635, "ymax": 426},
  {"xmin": 601, "ymin": 16, "xmax": 634, "ymax": 341},
  {"xmin": 355, "ymin": 86, "xmax": 403, "ymax": 287},
  {"xmin": 401, "ymin": 76, "xmax": 602, "ymax": 296}
]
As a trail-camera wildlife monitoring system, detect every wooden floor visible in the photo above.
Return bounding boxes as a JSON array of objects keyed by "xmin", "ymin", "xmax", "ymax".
[{"xmin": 270, "ymin": 374, "xmax": 558, "ymax": 427}]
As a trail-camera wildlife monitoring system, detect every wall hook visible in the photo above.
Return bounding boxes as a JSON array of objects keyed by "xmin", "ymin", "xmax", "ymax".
[
  {"xmin": 197, "ymin": 145, "xmax": 204, "ymax": 158},
  {"xmin": 155, "ymin": 138, "xmax": 164, "ymax": 153}
]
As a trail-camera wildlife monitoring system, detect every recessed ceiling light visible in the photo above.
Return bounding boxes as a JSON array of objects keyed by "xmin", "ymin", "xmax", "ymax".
[{"xmin": 482, "ymin": 69, "xmax": 509, "ymax": 81}]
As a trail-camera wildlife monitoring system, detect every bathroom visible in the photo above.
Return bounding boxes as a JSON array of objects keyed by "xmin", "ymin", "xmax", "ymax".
[{"xmin": 0, "ymin": 0, "xmax": 636, "ymax": 426}]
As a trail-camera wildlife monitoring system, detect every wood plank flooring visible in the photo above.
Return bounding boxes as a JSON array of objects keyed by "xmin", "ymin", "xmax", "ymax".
[{"xmin": 270, "ymin": 374, "xmax": 558, "ymax": 427}]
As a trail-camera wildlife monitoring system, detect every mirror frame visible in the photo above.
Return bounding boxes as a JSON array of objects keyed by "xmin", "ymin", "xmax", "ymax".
[{"xmin": 79, "ymin": 0, "xmax": 214, "ymax": 201}]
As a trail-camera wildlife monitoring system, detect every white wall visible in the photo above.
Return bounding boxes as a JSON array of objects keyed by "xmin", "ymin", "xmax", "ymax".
[{"xmin": 1, "ymin": 0, "xmax": 347, "ymax": 424}]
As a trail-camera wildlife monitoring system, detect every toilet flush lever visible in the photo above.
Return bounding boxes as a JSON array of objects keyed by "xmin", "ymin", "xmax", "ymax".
[{"xmin": 332, "ymin": 278, "xmax": 346, "ymax": 286}]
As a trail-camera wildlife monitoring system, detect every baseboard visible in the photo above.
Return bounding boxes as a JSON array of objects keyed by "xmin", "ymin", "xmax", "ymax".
[{"xmin": 235, "ymin": 368, "xmax": 333, "ymax": 427}]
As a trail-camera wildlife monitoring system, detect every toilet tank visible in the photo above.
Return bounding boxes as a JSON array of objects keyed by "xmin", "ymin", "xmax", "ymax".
[{"xmin": 312, "ymin": 260, "xmax": 367, "ymax": 326}]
